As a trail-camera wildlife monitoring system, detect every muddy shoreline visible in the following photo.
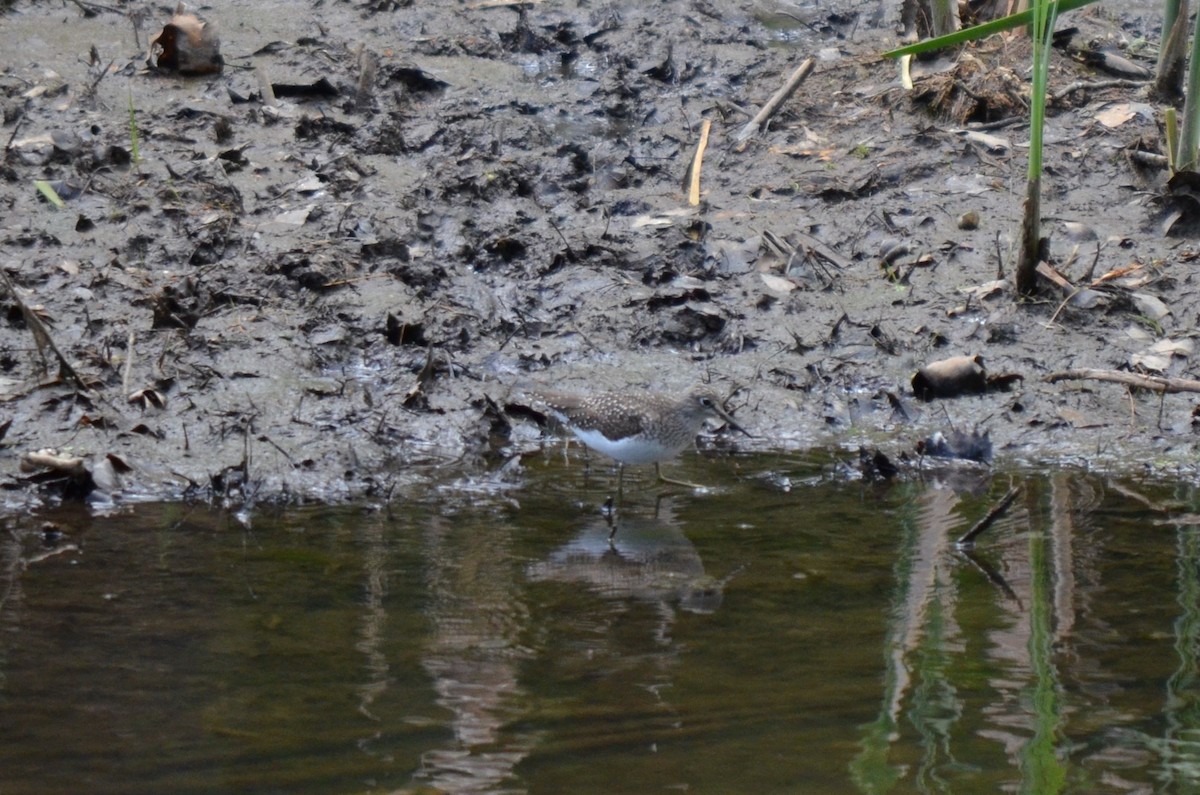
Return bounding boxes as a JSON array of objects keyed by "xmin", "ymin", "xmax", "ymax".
[{"xmin": 0, "ymin": 0, "xmax": 1195, "ymax": 511}]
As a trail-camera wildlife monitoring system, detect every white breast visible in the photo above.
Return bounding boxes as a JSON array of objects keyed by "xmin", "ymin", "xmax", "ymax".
[{"xmin": 571, "ymin": 428, "xmax": 681, "ymax": 464}]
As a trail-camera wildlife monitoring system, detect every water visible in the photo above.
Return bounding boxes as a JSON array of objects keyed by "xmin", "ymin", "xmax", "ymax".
[{"xmin": 1, "ymin": 453, "xmax": 1199, "ymax": 794}]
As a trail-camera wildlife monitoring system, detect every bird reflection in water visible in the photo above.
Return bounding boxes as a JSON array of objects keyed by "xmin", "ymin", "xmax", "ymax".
[{"xmin": 526, "ymin": 498, "xmax": 735, "ymax": 617}]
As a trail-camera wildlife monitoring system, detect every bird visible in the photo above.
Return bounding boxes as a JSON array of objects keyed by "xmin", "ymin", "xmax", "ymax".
[{"xmin": 524, "ymin": 386, "xmax": 751, "ymax": 489}]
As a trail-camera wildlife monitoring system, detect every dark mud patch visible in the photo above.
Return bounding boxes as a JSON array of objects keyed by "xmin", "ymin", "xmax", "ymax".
[{"xmin": 0, "ymin": 0, "xmax": 1196, "ymax": 509}]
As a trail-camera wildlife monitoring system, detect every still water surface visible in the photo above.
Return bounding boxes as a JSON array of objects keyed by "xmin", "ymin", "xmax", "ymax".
[{"xmin": 1, "ymin": 452, "xmax": 1199, "ymax": 794}]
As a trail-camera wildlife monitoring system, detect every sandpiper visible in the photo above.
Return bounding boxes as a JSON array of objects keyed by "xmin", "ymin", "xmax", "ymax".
[{"xmin": 527, "ymin": 386, "xmax": 750, "ymax": 488}]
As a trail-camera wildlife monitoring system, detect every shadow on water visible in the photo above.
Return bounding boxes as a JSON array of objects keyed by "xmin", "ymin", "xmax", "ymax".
[{"xmin": 3, "ymin": 454, "xmax": 1200, "ymax": 793}]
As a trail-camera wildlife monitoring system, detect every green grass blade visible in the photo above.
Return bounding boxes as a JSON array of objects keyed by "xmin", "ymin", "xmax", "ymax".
[
  {"xmin": 1166, "ymin": 106, "xmax": 1180, "ymax": 170},
  {"xmin": 883, "ymin": 0, "xmax": 1099, "ymax": 59},
  {"xmin": 1016, "ymin": 0, "xmax": 1060, "ymax": 295},
  {"xmin": 1179, "ymin": 7, "xmax": 1200, "ymax": 169},
  {"xmin": 128, "ymin": 89, "xmax": 140, "ymax": 165},
  {"xmin": 33, "ymin": 180, "xmax": 65, "ymax": 209}
]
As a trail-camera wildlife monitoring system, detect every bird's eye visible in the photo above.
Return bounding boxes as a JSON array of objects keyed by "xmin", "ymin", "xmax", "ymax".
[{"xmin": 699, "ymin": 396, "xmax": 714, "ymax": 407}]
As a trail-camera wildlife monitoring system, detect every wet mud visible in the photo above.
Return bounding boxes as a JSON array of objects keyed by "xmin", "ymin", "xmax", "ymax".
[{"xmin": 0, "ymin": 0, "xmax": 1193, "ymax": 508}]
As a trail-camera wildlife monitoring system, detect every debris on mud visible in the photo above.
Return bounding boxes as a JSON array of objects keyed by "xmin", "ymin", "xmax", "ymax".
[
  {"xmin": 146, "ymin": 3, "xmax": 223, "ymax": 76},
  {"xmin": 0, "ymin": 0, "xmax": 1196, "ymax": 510}
]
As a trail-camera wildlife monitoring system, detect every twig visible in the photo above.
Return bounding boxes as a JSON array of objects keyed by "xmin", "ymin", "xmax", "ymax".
[
  {"xmin": 1106, "ymin": 479, "xmax": 1182, "ymax": 512},
  {"xmin": 86, "ymin": 57, "xmax": 116, "ymax": 98},
  {"xmin": 545, "ymin": 214, "xmax": 576, "ymax": 260},
  {"xmin": 792, "ymin": 229, "xmax": 850, "ymax": 271},
  {"xmin": 958, "ymin": 547, "xmax": 1021, "ymax": 603},
  {"xmin": 735, "ymin": 58, "xmax": 815, "ymax": 143},
  {"xmin": 466, "ymin": 0, "xmax": 544, "ymax": 7},
  {"xmin": 257, "ymin": 433, "xmax": 295, "ymax": 465},
  {"xmin": 21, "ymin": 544, "xmax": 81, "ymax": 568},
  {"xmin": 1053, "ymin": 78, "xmax": 1149, "ymax": 100},
  {"xmin": 1046, "ymin": 368, "xmax": 1200, "ymax": 394},
  {"xmin": 969, "ymin": 115, "xmax": 1025, "ymax": 132},
  {"xmin": 3, "ymin": 110, "xmax": 26, "ymax": 152},
  {"xmin": 1081, "ymin": 239, "xmax": 1102, "ymax": 282},
  {"xmin": 956, "ymin": 485, "xmax": 1020, "ymax": 548},
  {"xmin": 68, "ymin": 0, "xmax": 124, "ymax": 14},
  {"xmin": 994, "ymin": 229, "xmax": 1005, "ymax": 280},
  {"xmin": 686, "ymin": 118, "xmax": 712, "ymax": 206}
]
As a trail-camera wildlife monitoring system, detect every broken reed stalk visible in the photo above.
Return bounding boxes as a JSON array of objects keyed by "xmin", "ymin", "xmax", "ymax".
[
  {"xmin": 1164, "ymin": 107, "xmax": 1180, "ymax": 170},
  {"xmin": 1015, "ymin": 175, "xmax": 1042, "ymax": 295},
  {"xmin": 354, "ymin": 48, "xmax": 378, "ymax": 113},
  {"xmin": 957, "ymin": 486, "xmax": 1020, "ymax": 548},
  {"xmin": 735, "ymin": 58, "xmax": 815, "ymax": 143},
  {"xmin": 1156, "ymin": 0, "xmax": 1189, "ymax": 97},
  {"xmin": 687, "ymin": 118, "xmax": 712, "ymax": 206},
  {"xmin": 0, "ymin": 267, "xmax": 89, "ymax": 391}
]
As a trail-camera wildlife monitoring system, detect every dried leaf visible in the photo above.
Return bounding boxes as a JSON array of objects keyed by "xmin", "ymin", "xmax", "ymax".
[
  {"xmin": 1095, "ymin": 102, "xmax": 1140, "ymax": 128},
  {"xmin": 760, "ymin": 273, "xmax": 796, "ymax": 293},
  {"xmin": 1149, "ymin": 338, "xmax": 1194, "ymax": 357},
  {"xmin": 956, "ymin": 129, "xmax": 1010, "ymax": 152},
  {"xmin": 1130, "ymin": 292, "xmax": 1170, "ymax": 321},
  {"xmin": 961, "ymin": 279, "xmax": 1007, "ymax": 300},
  {"xmin": 1130, "ymin": 352, "xmax": 1170, "ymax": 372}
]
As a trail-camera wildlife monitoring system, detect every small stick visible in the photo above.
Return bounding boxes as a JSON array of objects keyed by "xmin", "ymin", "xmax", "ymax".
[
  {"xmin": 122, "ymin": 329, "xmax": 135, "ymax": 396},
  {"xmin": 3, "ymin": 110, "xmax": 26, "ymax": 152},
  {"xmin": 86, "ymin": 57, "xmax": 116, "ymax": 98},
  {"xmin": 467, "ymin": 0, "xmax": 544, "ymax": 7},
  {"xmin": 1052, "ymin": 78, "xmax": 1149, "ymax": 100},
  {"xmin": 1081, "ymin": 240, "xmax": 1102, "ymax": 283},
  {"xmin": 956, "ymin": 486, "xmax": 1020, "ymax": 548},
  {"xmin": 735, "ymin": 58, "xmax": 815, "ymax": 143},
  {"xmin": 1046, "ymin": 369, "xmax": 1200, "ymax": 394},
  {"xmin": 256, "ymin": 64, "xmax": 277, "ymax": 107},
  {"xmin": 687, "ymin": 118, "xmax": 712, "ymax": 206},
  {"xmin": 957, "ymin": 548, "xmax": 1021, "ymax": 603},
  {"xmin": 69, "ymin": 0, "xmax": 123, "ymax": 14}
]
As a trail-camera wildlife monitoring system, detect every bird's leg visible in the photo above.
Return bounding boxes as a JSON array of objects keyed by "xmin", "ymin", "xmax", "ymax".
[
  {"xmin": 605, "ymin": 488, "xmax": 623, "ymax": 543},
  {"xmin": 655, "ymin": 462, "xmax": 704, "ymax": 490}
]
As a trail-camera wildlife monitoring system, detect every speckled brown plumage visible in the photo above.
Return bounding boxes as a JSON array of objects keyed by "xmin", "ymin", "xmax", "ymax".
[{"xmin": 528, "ymin": 387, "xmax": 747, "ymax": 465}]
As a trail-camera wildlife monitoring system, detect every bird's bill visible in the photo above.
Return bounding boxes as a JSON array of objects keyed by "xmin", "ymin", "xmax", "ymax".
[{"xmin": 713, "ymin": 405, "xmax": 753, "ymax": 438}]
